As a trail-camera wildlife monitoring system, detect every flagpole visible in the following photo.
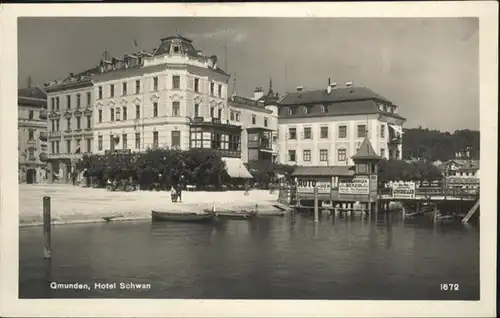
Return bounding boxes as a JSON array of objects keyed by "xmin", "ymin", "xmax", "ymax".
[{"xmin": 224, "ymin": 45, "xmax": 228, "ymax": 72}]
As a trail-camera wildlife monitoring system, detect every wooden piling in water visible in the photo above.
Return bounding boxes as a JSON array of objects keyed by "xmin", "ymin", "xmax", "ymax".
[
  {"xmin": 433, "ymin": 204, "xmax": 439, "ymax": 223},
  {"xmin": 314, "ymin": 186, "xmax": 319, "ymax": 222},
  {"xmin": 43, "ymin": 196, "xmax": 51, "ymax": 259}
]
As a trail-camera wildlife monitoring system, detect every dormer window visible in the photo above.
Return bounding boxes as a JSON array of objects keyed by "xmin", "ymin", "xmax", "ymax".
[
  {"xmin": 288, "ymin": 108, "xmax": 292, "ymax": 115},
  {"xmin": 173, "ymin": 46, "xmax": 180, "ymax": 54},
  {"xmin": 320, "ymin": 105, "xmax": 327, "ymax": 113},
  {"xmin": 304, "ymin": 106, "xmax": 311, "ymax": 114}
]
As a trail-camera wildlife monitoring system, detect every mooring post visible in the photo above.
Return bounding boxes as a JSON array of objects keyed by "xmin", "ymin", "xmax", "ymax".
[
  {"xmin": 433, "ymin": 204, "xmax": 439, "ymax": 223},
  {"xmin": 314, "ymin": 186, "xmax": 319, "ymax": 222},
  {"xmin": 43, "ymin": 196, "xmax": 52, "ymax": 259}
]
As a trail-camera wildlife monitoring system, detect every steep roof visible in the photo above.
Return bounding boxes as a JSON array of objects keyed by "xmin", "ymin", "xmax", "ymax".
[
  {"xmin": 292, "ymin": 165, "xmax": 355, "ymax": 177},
  {"xmin": 279, "ymin": 86, "xmax": 391, "ymax": 106},
  {"xmin": 456, "ymin": 160, "xmax": 480, "ymax": 171},
  {"xmin": 351, "ymin": 136, "xmax": 382, "ymax": 160},
  {"xmin": 153, "ymin": 35, "xmax": 199, "ymax": 58},
  {"xmin": 18, "ymin": 86, "xmax": 46, "ymax": 100}
]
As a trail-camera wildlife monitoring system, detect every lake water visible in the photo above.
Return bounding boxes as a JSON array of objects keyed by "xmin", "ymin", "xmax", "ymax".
[{"xmin": 19, "ymin": 213, "xmax": 479, "ymax": 300}]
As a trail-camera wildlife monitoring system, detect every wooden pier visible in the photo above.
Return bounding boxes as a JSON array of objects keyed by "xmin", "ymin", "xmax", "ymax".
[{"xmin": 282, "ymin": 185, "xmax": 479, "ymax": 223}]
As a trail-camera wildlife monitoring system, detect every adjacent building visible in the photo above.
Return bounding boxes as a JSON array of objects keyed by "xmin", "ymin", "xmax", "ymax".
[
  {"xmin": 18, "ymin": 87, "xmax": 48, "ymax": 183},
  {"xmin": 44, "ymin": 67, "xmax": 97, "ymax": 183},
  {"xmin": 278, "ymin": 80, "xmax": 406, "ymax": 167},
  {"xmin": 228, "ymin": 79, "xmax": 279, "ymax": 163}
]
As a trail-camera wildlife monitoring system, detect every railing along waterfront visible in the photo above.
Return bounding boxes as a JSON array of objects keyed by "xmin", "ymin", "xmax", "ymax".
[{"xmin": 378, "ymin": 186, "xmax": 479, "ymax": 200}]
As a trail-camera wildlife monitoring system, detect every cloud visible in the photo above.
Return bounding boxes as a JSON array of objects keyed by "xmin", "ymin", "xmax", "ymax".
[{"xmin": 186, "ymin": 27, "xmax": 247, "ymax": 45}]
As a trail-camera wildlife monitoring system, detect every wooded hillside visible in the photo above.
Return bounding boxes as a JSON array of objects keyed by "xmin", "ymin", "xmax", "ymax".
[{"xmin": 402, "ymin": 128, "xmax": 480, "ymax": 161}]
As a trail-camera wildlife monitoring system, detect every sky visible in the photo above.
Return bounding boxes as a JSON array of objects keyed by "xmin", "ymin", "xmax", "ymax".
[{"xmin": 18, "ymin": 17, "xmax": 479, "ymax": 131}]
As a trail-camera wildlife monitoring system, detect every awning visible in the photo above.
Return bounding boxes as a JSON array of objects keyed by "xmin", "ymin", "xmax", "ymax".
[
  {"xmin": 222, "ymin": 157, "xmax": 253, "ymax": 179},
  {"xmin": 259, "ymin": 149, "xmax": 275, "ymax": 153},
  {"xmin": 388, "ymin": 124, "xmax": 403, "ymax": 137}
]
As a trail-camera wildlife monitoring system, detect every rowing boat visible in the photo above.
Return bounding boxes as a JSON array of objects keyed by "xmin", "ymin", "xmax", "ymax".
[
  {"xmin": 151, "ymin": 210, "xmax": 215, "ymax": 223},
  {"xmin": 203, "ymin": 208, "xmax": 257, "ymax": 220}
]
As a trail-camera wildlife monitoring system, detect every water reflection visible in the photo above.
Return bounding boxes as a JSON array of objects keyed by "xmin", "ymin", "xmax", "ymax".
[{"xmin": 20, "ymin": 213, "xmax": 479, "ymax": 300}]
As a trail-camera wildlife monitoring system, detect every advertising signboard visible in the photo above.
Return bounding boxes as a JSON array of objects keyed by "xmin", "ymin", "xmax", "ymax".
[
  {"xmin": 297, "ymin": 178, "xmax": 331, "ymax": 194},
  {"xmin": 391, "ymin": 181, "xmax": 416, "ymax": 199},
  {"xmin": 338, "ymin": 177, "xmax": 369, "ymax": 195}
]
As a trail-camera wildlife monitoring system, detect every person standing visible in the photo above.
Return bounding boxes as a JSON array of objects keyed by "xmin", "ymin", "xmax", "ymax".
[
  {"xmin": 170, "ymin": 186, "xmax": 177, "ymax": 202},
  {"xmin": 177, "ymin": 175, "xmax": 185, "ymax": 203}
]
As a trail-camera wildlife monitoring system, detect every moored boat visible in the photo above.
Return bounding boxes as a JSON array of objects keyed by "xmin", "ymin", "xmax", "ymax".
[
  {"xmin": 151, "ymin": 210, "xmax": 215, "ymax": 223},
  {"xmin": 203, "ymin": 208, "xmax": 257, "ymax": 220}
]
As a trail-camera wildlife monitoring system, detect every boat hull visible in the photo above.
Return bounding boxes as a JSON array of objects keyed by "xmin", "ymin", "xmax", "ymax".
[
  {"xmin": 203, "ymin": 209, "xmax": 257, "ymax": 220},
  {"xmin": 151, "ymin": 211, "xmax": 215, "ymax": 223}
]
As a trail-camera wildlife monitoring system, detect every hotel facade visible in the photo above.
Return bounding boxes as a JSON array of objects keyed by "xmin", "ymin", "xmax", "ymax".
[
  {"xmin": 278, "ymin": 80, "xmax": 406, "ymax": 167},
  {"xmin": 91, "ymin": 36, "xmax": 241, "ymax": 159},
  {"xmin": 18, "ymin": 87, "xmax": 48, "ymax": 184},
  {"xmin": 44, "ymin": 69, "xmax": 97, "ymax": 183}
]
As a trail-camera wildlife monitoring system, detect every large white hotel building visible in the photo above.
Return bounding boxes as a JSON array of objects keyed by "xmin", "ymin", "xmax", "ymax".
[{"xmin": 43, "ymin": 35, "xmax": 279, "ymax": 182}]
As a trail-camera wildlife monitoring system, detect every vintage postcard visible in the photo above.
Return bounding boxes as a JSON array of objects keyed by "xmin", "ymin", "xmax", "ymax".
[{"xmin": 0, "ymin": 2, "xmax": 498, "ymax": 317}]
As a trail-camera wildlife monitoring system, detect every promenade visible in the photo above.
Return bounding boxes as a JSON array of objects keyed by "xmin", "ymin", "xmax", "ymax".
[{"xmin": 19, "ymin": 184, "xmax": 279, "ymax": 226}]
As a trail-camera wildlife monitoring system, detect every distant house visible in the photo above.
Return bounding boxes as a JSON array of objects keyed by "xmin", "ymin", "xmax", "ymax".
[
  {"xmin": 441, "ymin": 159, "xmax": 480, "ymax": 188},
  {"xmin": 18, "ymin": 86, "xmax": 48, "ymax": 184}
]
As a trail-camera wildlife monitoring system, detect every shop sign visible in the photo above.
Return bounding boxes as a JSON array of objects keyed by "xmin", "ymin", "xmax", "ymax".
[
  {"xmin": 297, "ymin": 178, "xmax": 331, "ymax": 194},
  {"xmin": 338, "ymin": 177, "xmax": 369, "ymax": 195},
  {"xmin": 391, "ymin": 181, "xmax": 416, "ymax": 199}
]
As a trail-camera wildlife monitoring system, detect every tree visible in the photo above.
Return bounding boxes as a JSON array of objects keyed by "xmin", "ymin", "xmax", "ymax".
[
  {"xmin": 378, "ymin": 159, "xmax": 443, "ymax": 184},
  {"xmin": 402, "ymin": 127, "xmax": 479, "ymax": 161},
  {"xmin": 74, "ymin": 148, "xmax": 228, "ymax": 190}
]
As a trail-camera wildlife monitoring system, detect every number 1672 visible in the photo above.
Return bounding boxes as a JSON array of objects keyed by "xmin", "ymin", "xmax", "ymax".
[{"xmin": 440, "ymin": 283, "xmax": 459, "ymax": 291}]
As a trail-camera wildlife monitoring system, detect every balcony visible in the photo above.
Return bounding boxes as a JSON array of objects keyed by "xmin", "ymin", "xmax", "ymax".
[
  {"xmin": 189, "ymin": 116, "xmax": 241, "ymax": 132},
  {"xmin": 388, "ymin": 135, "xmax": 402, "ymax": 144},
  {"xmin": 84, "ymin": 107, "xmax": 93, "ymax": 115},
  {"xmin": 49, "ymin": 131, "xmax": 62, "ymax": 138},
  {"xmin": 248, "ymin": 140, "xmax": 272, "ymax": 150},
  {"xmin": 48, "ymin": 111, "xmax": 61, "ymax": 119},
  {"xmin": 39, "ymin": 110, "xmax": 48, "ymax": 120},
  {"xmin": 214, "ymin": 149, "xmax": 241, "ymax": 158},
  {"xmin": 39, "ymin": 132, "xmax": 48, "ymax": 142},
  {"xmin": 47, "ymin": 153, "xmax": 84, "ymax": 161},
  {"xmin": 27, "ymin": 138, "xmax": 36, "ymax": 145},
  {"xmin": 192, "ymin": 116, "xmax": 204, "ymax": 123},
  {"xmin": 74, "ymin": 109, "xmax": 83, "ymax": 117}
]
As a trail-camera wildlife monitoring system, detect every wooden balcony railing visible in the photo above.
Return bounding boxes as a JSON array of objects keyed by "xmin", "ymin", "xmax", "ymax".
[{"xmin": 248, "ymin": 140, "xmax": 272, "ymax": 150}]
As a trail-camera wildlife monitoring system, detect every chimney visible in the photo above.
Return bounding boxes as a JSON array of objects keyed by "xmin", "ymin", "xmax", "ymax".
[
  {"xmin": 326, "ymin": 78, "xmax": 332, "ymax": 95},
  {"xmin": 345, "ymin": 81, "xmax": 353, "ymax": 87},
  {"xmin": 296, "ymin": 86, "xmax": 303, "ymax": 92}
]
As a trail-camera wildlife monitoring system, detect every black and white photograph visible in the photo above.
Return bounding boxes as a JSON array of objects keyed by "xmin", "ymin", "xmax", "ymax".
[{"xmin": 0, "ymin": 2, "xmax": 497, "ymax": 317}]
